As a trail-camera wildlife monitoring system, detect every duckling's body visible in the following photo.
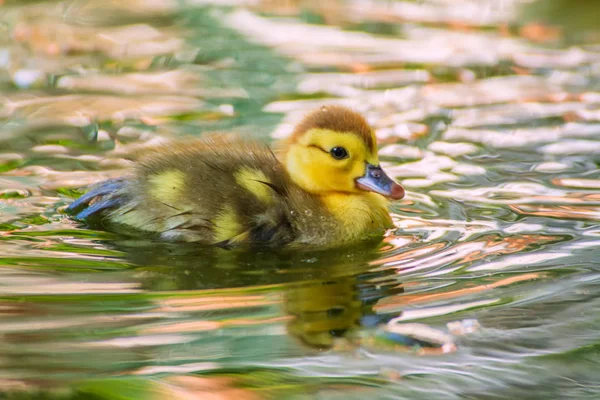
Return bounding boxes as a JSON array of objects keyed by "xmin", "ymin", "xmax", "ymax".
[{"xmin": 67, "ymin": 106, "xmax": 404, "ymax": 247}]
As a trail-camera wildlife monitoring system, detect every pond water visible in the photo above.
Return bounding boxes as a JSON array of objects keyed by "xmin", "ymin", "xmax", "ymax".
[{"xmin": 1, "ymin": 1, "xmax": 599, "ymax": 399}]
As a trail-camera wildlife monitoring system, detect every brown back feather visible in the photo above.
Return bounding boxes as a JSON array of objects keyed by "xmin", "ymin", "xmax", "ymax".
[{"xmin": 289, "ymin": 106, "xmax": 375, "ymax": 152}]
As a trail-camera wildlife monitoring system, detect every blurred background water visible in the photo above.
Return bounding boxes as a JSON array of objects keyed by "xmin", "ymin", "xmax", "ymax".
[{"xmin": 0, "ymin": 0, "xmax": 599, "ymax": 399}]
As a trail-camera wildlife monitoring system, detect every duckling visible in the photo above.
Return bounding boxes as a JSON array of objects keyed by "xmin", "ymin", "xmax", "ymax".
[{"xmin": 66, "ymin": 106, "xmax": 404, "ymax": 247}]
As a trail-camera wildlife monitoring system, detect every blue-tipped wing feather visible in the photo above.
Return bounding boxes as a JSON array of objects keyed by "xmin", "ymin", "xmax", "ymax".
[
  {"xmin": 72, "ymin": 197, "xmax": 122, "ymax": 220},
  {"xmin": 66, "ymin": 179, "xmax": 128, "ymax": 221}
]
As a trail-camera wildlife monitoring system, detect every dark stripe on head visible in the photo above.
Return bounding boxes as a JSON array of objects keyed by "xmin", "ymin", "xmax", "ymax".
[{"xmin": 289, "ymin": 105, "xmax": 376, "ymax": 152}]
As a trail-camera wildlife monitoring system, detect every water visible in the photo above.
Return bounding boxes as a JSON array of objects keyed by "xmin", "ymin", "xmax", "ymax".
[{"xmin": 1, "ymin": 1, "xmax": 599, "ymax": 398}]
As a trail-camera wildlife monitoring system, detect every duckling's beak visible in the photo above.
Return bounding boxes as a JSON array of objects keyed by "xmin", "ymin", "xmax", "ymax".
[{"xmin": 356, "ymin": 164, "xmax": 405, "ymax": 200}]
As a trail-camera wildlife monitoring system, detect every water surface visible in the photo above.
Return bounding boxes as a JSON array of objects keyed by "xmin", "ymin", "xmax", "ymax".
[{"xmin": 0, "ymin": 1, "xmax": 599, "ymax": 399}]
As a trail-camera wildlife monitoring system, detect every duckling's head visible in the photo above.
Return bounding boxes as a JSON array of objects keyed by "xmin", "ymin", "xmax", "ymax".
[{"xmin": 284, "ymin": 106, "xmax": 404, "ymax": 200}]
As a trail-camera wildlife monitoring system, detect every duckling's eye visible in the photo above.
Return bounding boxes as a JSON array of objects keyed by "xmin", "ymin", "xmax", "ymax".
[{"xmin": 330, "ymin": 147, "xmax": 349, "ymax": 160}]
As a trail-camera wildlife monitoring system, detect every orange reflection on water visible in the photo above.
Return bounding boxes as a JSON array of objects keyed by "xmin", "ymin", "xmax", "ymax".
[
  {"xmin": 154, "ymin": 293, "xmax": 280, "ymax": 313},
  {"xmin": 370, "ymin": 241, "xmax": 447, "ymax": 267},
  {"xmin": 142, "ymin": 316, "xmax": 291, "ymax": 335},
  {"xmin": 494, "ymin": 234, "xmax": 560, "ymax": 251},
  {"xmin": 374, "ymin": 273, "xmax": 540, "ymax": 314},
  {"xmin": 14, "ymin": 18, "xmax": 183, "ymax": 59},
  {"xmin": 511, "ymin": 205, "xmax": 600, "ymax": 221},
  {"xmin": 373, "ymin": 234, "xmax": 560, "ymax": 275},
  {"xmin": 154, "ymin": 375, "xmax": 261, "ymax": 400}
]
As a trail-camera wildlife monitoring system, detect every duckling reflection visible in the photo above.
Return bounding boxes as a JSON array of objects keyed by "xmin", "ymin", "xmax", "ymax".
[
  {"xmin": 112, "ymin": 238, "xmax": 409, "ymax": 350},
  {"xmin": 285, "ymin": 276, "xmax": 369, "ymax": 349},
  {"xmin": 115, "ymin": 238, "xmax": 382, "ymax": 290}
]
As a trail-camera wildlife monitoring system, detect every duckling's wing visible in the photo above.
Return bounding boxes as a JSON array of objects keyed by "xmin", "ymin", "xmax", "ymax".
[{"xmin": 142, "ymin": 139, "xmax": 296, "ymax": 246}]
